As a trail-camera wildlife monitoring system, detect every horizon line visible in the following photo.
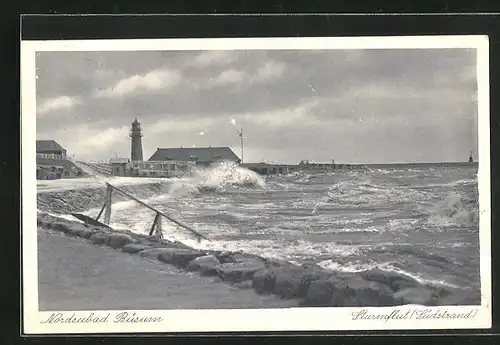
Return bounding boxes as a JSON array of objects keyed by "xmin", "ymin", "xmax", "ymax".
[{"xmin": 244, "ymin": 161, "xmax": 478, "ymax": 165}]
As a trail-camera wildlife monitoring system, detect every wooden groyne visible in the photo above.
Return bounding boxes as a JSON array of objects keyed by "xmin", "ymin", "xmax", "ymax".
[{"xmin": 74, "ymin": 182, "xmax": 208, "ymax": 242}]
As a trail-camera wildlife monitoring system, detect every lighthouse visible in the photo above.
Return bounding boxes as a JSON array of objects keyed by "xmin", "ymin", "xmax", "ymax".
[{"xmin": 130, "ymin": 118, "xmax": 143, "ymax": 161}]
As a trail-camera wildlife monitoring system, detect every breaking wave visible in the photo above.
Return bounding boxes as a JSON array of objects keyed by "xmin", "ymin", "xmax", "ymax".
[
  {"xmin": 169, "ymin": 161, "xmax": 266, "ymax": 195},
  {"xmin": 310, "ymin": 174, "xmax": 478, "ymax": 231},
  {"xmin": 426, "ymin": 192, "xmax": 479, "ymax": 229}
]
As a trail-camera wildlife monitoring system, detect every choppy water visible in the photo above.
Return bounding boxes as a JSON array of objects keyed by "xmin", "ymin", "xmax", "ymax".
[{"xmin": 79, "ymin": 162, "xmax": 480, "ymax": 292}]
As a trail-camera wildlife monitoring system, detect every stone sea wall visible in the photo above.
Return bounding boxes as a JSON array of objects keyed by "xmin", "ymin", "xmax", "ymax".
[
  {"xmin": 37, "ymin": 213, "xmax": 479, "ymax": 307},
  {"xmin": 37, "ymin": 182, "xmax": 167, "ymax": 215}
]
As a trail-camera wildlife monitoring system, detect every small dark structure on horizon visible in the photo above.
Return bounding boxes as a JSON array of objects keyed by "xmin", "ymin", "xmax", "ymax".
[{"xmin": 148, "ymin": 147, "xmax": 241, "ymax": 167}]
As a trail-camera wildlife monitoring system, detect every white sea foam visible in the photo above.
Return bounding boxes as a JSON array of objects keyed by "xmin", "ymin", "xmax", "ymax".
[
  {"xmin": 37, "ymin": 210, "xmax": 86, "ymax": 223},
  {"xmin": 162, "ymin": 161, "xmax": 266, "ymax": 196},
  {"xmin": 317, "ymin": 259, "xmax": 462, "ymax": 289},
  {"xmin": 426, "ymin": 192, "xmax": 479, "ymax": 229}
]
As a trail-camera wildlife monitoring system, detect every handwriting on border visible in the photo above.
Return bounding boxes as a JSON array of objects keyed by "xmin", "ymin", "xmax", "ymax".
[
  {"xmin": 41, "ymin": 312, "xmax": 164, "ymax": 324},
  {"xmin": 352, "ymin": 308, "xmax": 479, "ymax": 322}
]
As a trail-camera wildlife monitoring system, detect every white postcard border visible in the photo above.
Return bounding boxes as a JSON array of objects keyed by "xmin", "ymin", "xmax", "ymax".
[{"xmin": 21, "ymin": 35, "xmax": 492, "ymax": 334}]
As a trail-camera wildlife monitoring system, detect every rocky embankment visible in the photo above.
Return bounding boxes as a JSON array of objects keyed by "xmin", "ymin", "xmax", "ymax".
[{"xmin": 37, "ymin": 212, "xmax": 479, "ymax": 307}]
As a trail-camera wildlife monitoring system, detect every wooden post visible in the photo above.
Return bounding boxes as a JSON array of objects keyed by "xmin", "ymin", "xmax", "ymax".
[
  {"xmin": 103, "ymin": 184, "xmax": 112, "ymax": 225},
  {"xmin": 149, "ymin": 212, "xmax": 161, "ymax": 236},
  {"xmin": 95, "ymin": 202, "xmax": 106, "ymax": 222},
  {"xmin": 156, "ymin": 213, "xmax": 163, "ymax": 238},
  {"xmin": 156, "ymin": 212, "xmax": 162, "ymax": 232}
]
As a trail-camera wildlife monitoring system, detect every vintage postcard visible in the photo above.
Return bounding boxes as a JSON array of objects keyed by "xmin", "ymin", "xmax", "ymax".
[{"xmin": 21, "ymin": 35, "xmax": 491, "ymax": 334}]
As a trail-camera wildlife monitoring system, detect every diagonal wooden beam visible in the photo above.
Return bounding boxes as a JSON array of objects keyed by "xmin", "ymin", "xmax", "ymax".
[{"xmin": 107, "ymin": 182, "xmax": 208, "ymax": 241}]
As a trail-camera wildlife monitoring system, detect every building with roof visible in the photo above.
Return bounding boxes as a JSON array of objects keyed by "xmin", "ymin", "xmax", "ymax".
[
  {"xmin": 130, "ymin": 160, "xmax": 196, "ymax": 177},
  {"xmin": 35, "ymin": 140, "xmax": 88, "ymax": 179},
  {"xmin": 148, "ymin": 147, "xmax": 241, "ymax": 167},
  {"xmin": 36, "ymin": 140, "xmax": 67, "ymax": 159},
  {"xmin": 109, "ymin": 157, "xmax": 131, "ymax": 177}
]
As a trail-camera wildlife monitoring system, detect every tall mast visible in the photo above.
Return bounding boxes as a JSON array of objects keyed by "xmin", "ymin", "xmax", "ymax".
[{"xmin": 239, "ymin": 125, "xmax": 244, "ymax": 164}]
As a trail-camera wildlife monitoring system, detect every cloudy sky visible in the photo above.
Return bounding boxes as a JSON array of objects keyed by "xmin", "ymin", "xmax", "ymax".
[{"xmin": 35, "ymin": 48, "xmax": 478, "ymax": 164}]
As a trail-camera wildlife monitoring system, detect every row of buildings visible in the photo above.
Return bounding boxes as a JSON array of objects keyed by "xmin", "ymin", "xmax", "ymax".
[
  {"xmin": 106, "ymin": 119, "xmax": 243, "ymax": 177},
  {"xmin": 106, "ymin": 118, "xmax": 368, "ymax": 177},
  {"xmin": 109, "ymin": 146, "xmax": 241, "ymax": 177},
  {"xmin": 37, "ymin": 118, "xmax": 475, "ymax": 180},
  {"xmin": 108, "ymin": 150, "xmax": 367, "ymax": 178},
  {"xmin": 37, "ymin": 119, "xmax": 367, "ymax": 180}
]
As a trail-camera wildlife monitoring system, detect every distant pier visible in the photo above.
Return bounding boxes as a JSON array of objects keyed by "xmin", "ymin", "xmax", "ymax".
[{"xmin": 241, "ymin": 161, "xmax": 368, "ymax": 176}]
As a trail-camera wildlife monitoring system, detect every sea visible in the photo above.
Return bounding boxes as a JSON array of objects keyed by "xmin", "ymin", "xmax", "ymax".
[{"xmin": 68, "ymin": 161, "xmax": 481, "ymax": 294}]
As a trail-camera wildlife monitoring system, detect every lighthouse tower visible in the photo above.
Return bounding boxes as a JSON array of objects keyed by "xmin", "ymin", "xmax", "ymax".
[{"xmin": 130, "ymin": 118, "xmax": 143, "ymax": 161}]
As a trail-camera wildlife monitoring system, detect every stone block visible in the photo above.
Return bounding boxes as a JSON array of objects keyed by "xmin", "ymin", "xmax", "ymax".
[
  {"xmin": 252, "ymin": 269, "xmax": 277, "ymax": 294},
  {"xmin": 106, "ymin": 233, "xmax": 138, "ymax": 249},
  {"xmin": 157, "ymin": 248, "xmax": 195, "ymax": 265},
  {"xmin": 89, "ymin": 232, "xmax": 110, "ymax": 245},
  {"xmin": 171, "ymin": 251, "xmax": 206, "ymax": 268},
  {"xmin": 234, "ymin": 280, "xmax": 253, "ymax": 289},
  {"xmin": 302, "ymin": 276, "xmax": 338, "ymax": 306},
  {"xmin": 393, "ymin": 287, "xmax": 434, "ymax": 306},
  {"xmin": 436, "ymin": 289, "xmax": 481, "ymax": 306},
  {"xmin": 331, "ymin": 276, "xmax": 396, "ymax": 307},
  {"xmin": 360, "ymin": 268, "xmax": 421, "ymax": 292},
  {"xmin": 216, "ymin": 259, "xmax": 266, "ymax": 283},
  {"xmin": 67, "ymin": 224, "xmax": 94, "ymax": 239},
  {"xmin": 187, "ymin": 255, "xmax": 221, "ymax": 275},
  {"xmin": 52, "ymin": 221, "xmax": 72, "ymax": 233},
  {"xmin": 140, "ymin": 247, "xmax": 180, "ymax": 261},
  {"xmin": 122, "ymin": 243, "xmax": 153, "ymax": 254},
  {"xmin": 274, "ymin": 268, "xmax": 325, "ymax": 299}
]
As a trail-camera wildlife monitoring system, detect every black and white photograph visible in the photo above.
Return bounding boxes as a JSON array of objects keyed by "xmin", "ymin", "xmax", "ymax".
[{"xmin": 22, "ymin": 36, "xmax": 491, "ymax": 333}]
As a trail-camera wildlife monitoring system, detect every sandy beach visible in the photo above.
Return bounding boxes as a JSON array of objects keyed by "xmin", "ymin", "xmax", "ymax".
[{"xmin": 37, "ymin": 229, "xmax": 298, "ymax": 310}]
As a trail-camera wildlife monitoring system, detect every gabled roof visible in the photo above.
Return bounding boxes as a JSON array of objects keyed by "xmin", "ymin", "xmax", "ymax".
[
  {"xmin": 36, "ymin": 140, "xmax": 65, "ymax": 152},
  {"xmin": 148, "ymin": 147, "xmax": 240, "ymax": 163}
]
